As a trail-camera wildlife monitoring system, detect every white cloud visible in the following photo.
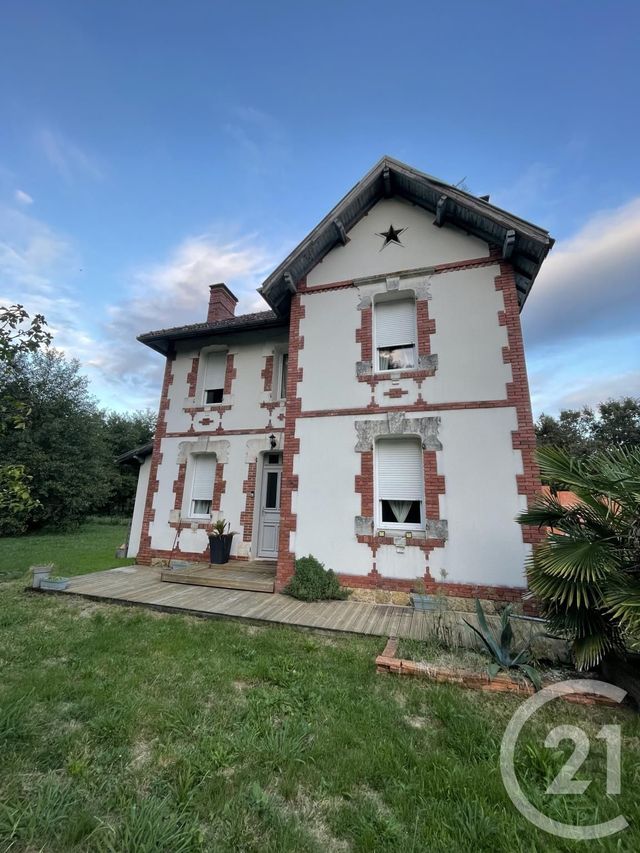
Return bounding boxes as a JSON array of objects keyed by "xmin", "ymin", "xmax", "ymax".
[
  {"xmin": 95, "ymin": 232, "xmax": 279, "ymax": 407},
  {"xmin": 522, "ymin": 199, "xmax": 640, "ymax": 414},
  {"xmin": 0, "ymin": 204, "xmax": 99, "ymax": 370},
  {"xmin": 522, "ymin": 196, "xmax": 640, "ymax": 350},
  {"xmin": 14, "ymin": 189, "xmax": 33, "ymax": 205},
  {"xmin": 37, "ymin": 128, "xmax": 104, "ymax": 181}
]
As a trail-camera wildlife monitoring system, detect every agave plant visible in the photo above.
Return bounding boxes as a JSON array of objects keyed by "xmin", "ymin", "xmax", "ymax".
[
  {"xmin": 463, "ymin": 599, "xmax": 541, "ymax": 689},
  {"xmin": 518, "ymin": 445, "xmax": 640, "ymax": 670}
]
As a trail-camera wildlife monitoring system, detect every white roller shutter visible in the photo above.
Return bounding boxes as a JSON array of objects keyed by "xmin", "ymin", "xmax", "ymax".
[
  {"xmin": 204, "ymin": 352, "xmax": 226, "ymax": 390},
  {"xmin": 191, "ymin": 455, "xmax": 216, "ymax": 503},
  {"xmin": 375, "ymin": 298, "xmax": 416, "ymax": 348},
  {"xmin": 376, "ymin": 439, "xmax": 423, "ymax": 501}
]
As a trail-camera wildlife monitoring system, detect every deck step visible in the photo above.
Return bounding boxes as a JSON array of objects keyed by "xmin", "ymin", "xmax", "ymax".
[{"xmin": 161, "ymin": 568, "xmax": 275, "ymax": 593}]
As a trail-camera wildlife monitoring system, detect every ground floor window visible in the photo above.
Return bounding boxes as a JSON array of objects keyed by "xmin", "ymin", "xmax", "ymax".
[
  {"xmin": 376, "ymin": 437, "xmax": 423, "ymax": 529},
  {"xmin": 189, "ymin": 454, "xmax": 216, "ymax": 518}
]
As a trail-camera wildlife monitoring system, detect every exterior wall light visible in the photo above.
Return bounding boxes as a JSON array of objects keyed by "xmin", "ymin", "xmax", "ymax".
[
  {"xmin": 405, "ymin": 531, "xmax": 413, "ymax": 539},
  {"xmin": 269, "ymin": 434, "xmax": 277, "ymax": 449}
]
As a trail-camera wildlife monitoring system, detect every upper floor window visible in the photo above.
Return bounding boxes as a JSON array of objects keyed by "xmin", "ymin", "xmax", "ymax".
[
  {"xmin": 376, "ymin": 437, "xmax": 423, "ymax": 529},
  {"xmin": 202, "ymin": 351, "xmax": 226, "ymax": 405},
  {"xmin": 189, "ymin": 454, "xmax": 216, "ymax": 518},
  {"xmin": 278, "ymin": 352, "xmax": 288, "ymax": 400},
  {"xmin": 374, "ymin": 295, "xmax": 416, "ymax": 371}
]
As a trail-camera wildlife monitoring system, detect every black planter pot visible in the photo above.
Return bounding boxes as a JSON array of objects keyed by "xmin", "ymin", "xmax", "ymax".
[{"xmin": 208, "ymin": 534, "xmax": 234, "ymax": 565}]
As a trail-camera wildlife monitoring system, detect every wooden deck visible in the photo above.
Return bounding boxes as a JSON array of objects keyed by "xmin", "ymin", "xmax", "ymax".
[
  {"xmin": 39, "ymin": 565, "xmax": 436, "ymax": 639},
  {"xmin": 161, "ymin": 560, "xmax": 276, "ymax": 593}
]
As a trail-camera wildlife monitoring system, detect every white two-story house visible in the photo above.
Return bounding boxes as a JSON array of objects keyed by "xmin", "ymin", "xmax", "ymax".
[{"xmin": 125, "ymin": 157, "xmax": 553, "ymax": 603}]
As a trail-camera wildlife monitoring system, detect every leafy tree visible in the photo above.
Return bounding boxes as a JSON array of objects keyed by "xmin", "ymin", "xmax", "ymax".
[
  {"xmin": 535, "ymin": 398, "xmax": 640, "ymax": 460},
  {"xmin": 95, "ymin": 410, "xmax": 156, "ymax": 516},
  {"xmin": 0, "ymin": 350, "xmax": 111, "ymax": 530},
  {"xmin": 0, "ymin": 304, "xmax": 52, "ymax": 533},
  {"xmin": 518, "ymin": 446, "xmax": 640, "ymax": 670},
  {"xmin": 591, "ymin": 398, "xmax": 640, "ymax": 448},
  {"xmin": 0, "ymin": 304, "xmax": 52, "ymax": 365}
]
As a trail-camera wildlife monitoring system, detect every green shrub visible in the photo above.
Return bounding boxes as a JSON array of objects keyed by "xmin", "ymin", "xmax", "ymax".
[{"xmin": 283, "ymin": 555, "xmax": 349, "ymax": 602}]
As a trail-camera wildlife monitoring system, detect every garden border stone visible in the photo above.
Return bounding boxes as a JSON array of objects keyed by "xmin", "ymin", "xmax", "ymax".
[{"xmin": 375, "ymin": 637, "xmax": 619, "ymax": 706}]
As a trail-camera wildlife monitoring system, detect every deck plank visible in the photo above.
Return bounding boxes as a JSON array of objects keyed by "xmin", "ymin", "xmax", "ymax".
[{"xmin": 44, "ymin": 566, "xmax": 432, "ymax": 640}]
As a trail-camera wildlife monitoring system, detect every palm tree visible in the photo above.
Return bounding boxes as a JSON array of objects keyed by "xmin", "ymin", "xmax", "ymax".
[{"xmin": 518, "ymin": 446, "xmax": 640, "ymax": 670}]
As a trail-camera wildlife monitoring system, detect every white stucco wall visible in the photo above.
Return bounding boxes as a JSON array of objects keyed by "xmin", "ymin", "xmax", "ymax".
[
  {"xmin": 298, "ymin": 264, "xmax": 510, "ymax": 412},
  {"xmin": 148, "ymin": 430, "xmax": 284, "ymax": 560},
  {"xmin": 292, "ymin": 407, "xmax": 528, "ymax": 586},
  {"xmin": 426, "ymin": 407, "xmax": 529, "ymax": 587},
  {"xmin": 306, "ymin": 197, "xmax": 488, "ymax": 287},
  {"xmin": 164, "ymin": 331, "xmax": 288, "ymax": 435},
  {"xmin": 427, "ymin": 265, "xmax": 511, "ymax": 402},
  {"xmin": 127, "ymin": 455, "xmax": 151, "ymax": 558},
  {"xmin": 293, "ymin": 416, "xmax": 372, "ymax": 575}
]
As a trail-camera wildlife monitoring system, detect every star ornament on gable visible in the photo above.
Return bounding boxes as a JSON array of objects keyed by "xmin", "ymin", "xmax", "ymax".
[{"xmin": 376, "ymin": 224, "xmax": 406, "ymax": 250}]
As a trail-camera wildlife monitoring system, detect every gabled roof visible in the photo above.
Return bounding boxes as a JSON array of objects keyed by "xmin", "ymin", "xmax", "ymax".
[
  {"xmin": 259, "ymin": 156, "xmax": 554, "ymax": 316},
  {"xmin": 138, "ymin": 310, "xmax": 286, "ymax": 355}
]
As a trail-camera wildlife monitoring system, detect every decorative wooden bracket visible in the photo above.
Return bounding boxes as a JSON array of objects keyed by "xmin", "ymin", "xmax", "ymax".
[
  {"xmin": 283, "ymin": 271, "xmax": 297, "ymax": 294},
  {"xmin": 503, "ymin": 229, "xmax": 516, "ymax": 259},
  {"xmin": 382, "ymin": 166, "xmax": 392, "ymax": 197},
  {"xmin": 434, "ymin": 194, "xmax": 448, "ymax": 227},
  {"xmin": 333, "ymin": 218, "xmax": 348, "ymax": 246}
]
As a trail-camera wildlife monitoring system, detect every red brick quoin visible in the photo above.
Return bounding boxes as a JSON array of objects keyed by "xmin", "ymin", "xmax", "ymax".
[
  {"xmin": 138, "ymin": 351, "xmax": 175, "ymax": 564},
  {"xmin": 275, "ymin": 290, "xmax": 305, "ymax": 591}
]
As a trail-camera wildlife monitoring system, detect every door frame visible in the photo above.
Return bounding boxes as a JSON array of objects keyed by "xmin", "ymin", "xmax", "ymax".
[{"xmin": 255, "ymin": 451, "xmax": 283, "ymax": 559}]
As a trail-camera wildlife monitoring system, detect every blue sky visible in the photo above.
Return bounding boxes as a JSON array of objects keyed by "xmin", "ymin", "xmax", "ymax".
[{"xmin": 1, "ymin": 0, "xmax": 638, "ymax": 416}]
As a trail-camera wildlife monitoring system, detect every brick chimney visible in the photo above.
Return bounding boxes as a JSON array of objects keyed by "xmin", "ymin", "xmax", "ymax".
[{"xmin": 207, "ymin": 283, "xmax": 238, "ymax": 323}]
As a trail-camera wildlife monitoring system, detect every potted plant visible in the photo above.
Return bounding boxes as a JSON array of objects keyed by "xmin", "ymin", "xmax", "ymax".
[
  {"xmin": 207, "ymin": 519, "xmax": 236, "ymax": 565},
  {"xmin": 410, "ymin": 578, "xmax": 437, "ymax": 611},
  {"xmin": 40, "ymin": 574, "xmax": 70, "ymax": 591},
  {"xmin": 30, "ymin": 564, "xmax": 53, "ymax": 589}
]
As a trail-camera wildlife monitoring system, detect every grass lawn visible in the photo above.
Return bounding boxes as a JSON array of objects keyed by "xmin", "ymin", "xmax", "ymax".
[
  {"xmin": 0, "ymin": 521, "xmax": 133, "ymax": 582},
  {"xmin": 1, "ymin": 527, "xmax": 639, "ymax": 851}
]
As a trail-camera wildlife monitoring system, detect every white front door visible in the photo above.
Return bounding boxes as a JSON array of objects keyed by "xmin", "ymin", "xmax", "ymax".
[{"xmin": 257, "ymin": 453, "xmax": 282, "ymax": 558}]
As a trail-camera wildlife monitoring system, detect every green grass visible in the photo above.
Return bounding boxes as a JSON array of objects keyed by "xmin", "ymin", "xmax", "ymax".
[
  {"xmin": 0, "ymin": 521, "xmax": 134, "ymax": 582},
  {"xmin": 0, "ymin": 527, "xmax": 639, "ymax": 851}
]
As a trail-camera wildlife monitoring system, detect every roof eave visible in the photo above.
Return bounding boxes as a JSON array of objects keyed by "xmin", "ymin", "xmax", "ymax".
[
  {"xmin": 137, "ymin": 315, "xmax": 289, "ymax": 355},
  {"xmin": 115, "ymin": 442, "xmax": 154, "ymax": 464},
  {"xmin": 259, "ymin": 156, "xmax": 554, "ymax": 315}
]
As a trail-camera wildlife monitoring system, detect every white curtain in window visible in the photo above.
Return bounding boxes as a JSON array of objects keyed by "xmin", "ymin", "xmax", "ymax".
[
  {"xmin": 375, "ymin": 298, "xmax": 416, "ymax": 349},
  {"xmin": 388, "ymin": 501, "xmax": 412, "ymax": 523},
  {"xmin": 377, "ymin": 438, "xmax": 423, "ymax": 502},
  {"xmin": 191, "ymin": 455, "xmax": 216, "ymax": 510},
  {"xmin": 203, "ymin": 352, "xmax": 226, "ymax": 390}
]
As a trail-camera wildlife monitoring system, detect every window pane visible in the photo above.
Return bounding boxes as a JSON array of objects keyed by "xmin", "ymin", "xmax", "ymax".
[
  {"xmin": 265, "ymin": 471, "xmax": 279, "ymax": 508},
  {"xmin": 381, "ymin": 500, "xmax": 421, "ymax": 524},
  {"xmin": 205, "ymin": 388, "xmax": 224, "ymax": 404},
  {"xmin": 377, "ymin": 345, "xmax": 415, "ymax": 371},
  {"xmin": 267, "ymin": 453, "xmax": 281, "ymax": 465},
  {"xmin": 192, "ymin": 499, "xmax": 212, "ymax": 516},
  {"xmin": 280, "ymin": 353, "xmax": 288, "ymax": 399}
]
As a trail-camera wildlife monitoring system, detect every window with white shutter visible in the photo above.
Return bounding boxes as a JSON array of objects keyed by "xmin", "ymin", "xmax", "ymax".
[
  {"xmin": 376, "ymin": 438, "xmax": 423, "ymax": 528},
  {"xmin": 189, "ymin": 454, "xmax": 216, "ymax": 517},
  {"xmin": 202, "ymin": 351, "xmax": 226, "ymax": 404},
  {"xmin": 374, "ymin": 295, "xmax": 416, "ymax": 371}
]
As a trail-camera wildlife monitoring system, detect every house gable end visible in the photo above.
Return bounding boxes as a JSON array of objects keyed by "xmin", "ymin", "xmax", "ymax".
[{"xmin": 259, "ymin": 156, "xmax": 553, "ymax": 316}]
